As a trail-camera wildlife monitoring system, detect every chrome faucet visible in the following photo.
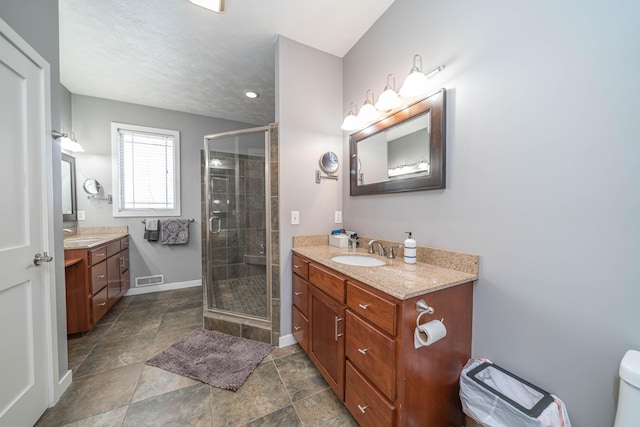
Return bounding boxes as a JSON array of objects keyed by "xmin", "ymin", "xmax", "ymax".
[
  {"xmin": 367, "ymin": 240, "xmax": 385, "ymax": 256},
  {"xmin": 63, "ymin": 228, "xmax": 73, "ymax": 235},
  {"xmin": 387, "ymin": 244, "xmax": 402, "ymax": 259}
]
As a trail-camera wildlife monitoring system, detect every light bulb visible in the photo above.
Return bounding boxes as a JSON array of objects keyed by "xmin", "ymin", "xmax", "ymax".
[
  {"xmin": 357, "ymin": 90, "xmax": 379, "ymax": 123},
  {"xmin": 399, "ymin": 55, "xmax": 428, "ymax": 98},
  {"xmin": 375, "ymin": 74, "xmax": 401, "ymax": 111},
  {"xmin": 341, "ymin": 102, "xmax": 363, "ymax": 131}
]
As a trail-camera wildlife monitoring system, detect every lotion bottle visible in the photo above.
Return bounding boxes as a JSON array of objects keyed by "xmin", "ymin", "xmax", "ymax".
[{"xmin": 404, "ymin": 232, "xmax": 417, "ymax": 264}]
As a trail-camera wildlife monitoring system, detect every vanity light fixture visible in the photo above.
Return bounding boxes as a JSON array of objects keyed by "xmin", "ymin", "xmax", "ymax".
[
  {"xmin": 189, "ymin": 0, "xmax": 225, "ymax": 13},
  {"xmin": 399, "ymin": 54, "xmax": 445, "ymax": 98},
  {"xmin": 357, "ymin": 89, "xmax": 379, "ymax": 123},
  {"xmin": 341, "ymin": 102, "xmax": 362, "ymax": 131},
  {"xmin": 52, "ymin": 129, "xmax": 84, "ymax": 152},
  {"xmin": 244, "ymin": 90, "xmax": 259, "ymax": 99},
  {"xmin": 375, "ymin": 74, "xmax": 402, "ymax": 111}
]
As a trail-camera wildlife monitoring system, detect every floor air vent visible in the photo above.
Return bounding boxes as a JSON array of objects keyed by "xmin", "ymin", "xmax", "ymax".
[{"xmin": 135, "ymin": 274, "xmax": 165, "ymax": 287}]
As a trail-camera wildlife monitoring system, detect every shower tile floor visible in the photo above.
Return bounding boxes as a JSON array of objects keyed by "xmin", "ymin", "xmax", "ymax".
[
  {"xmin": 214, "ymin": 275, "xmax": 267, "ymax": 318},
  {"xmin": 36, "ymin": 286, "xmax": 357, "ymax": 426}
]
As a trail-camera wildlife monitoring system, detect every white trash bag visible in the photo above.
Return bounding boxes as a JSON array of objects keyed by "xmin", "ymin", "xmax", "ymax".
[{"xmin": 460, "ymin": 358, "xmax": 571, "ymax": 427}]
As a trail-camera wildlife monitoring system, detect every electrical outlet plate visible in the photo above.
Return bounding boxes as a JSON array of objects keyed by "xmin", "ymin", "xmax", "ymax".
[
  {"xmin": 77, "ymin": 211, "xmax": 86, "ymax": 220},
  {"xmin": 291, "ymin": 211, "xmax": 300, "ymax": 225},
  {"xmin": 335, "ymin": 210, "xmax": 342, "ymax": 223}
]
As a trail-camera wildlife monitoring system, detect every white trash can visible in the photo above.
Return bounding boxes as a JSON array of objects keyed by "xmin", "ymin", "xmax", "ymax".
[{"xmin": 460, "ymin": 358, "xmax": 571, "ymax": 427}]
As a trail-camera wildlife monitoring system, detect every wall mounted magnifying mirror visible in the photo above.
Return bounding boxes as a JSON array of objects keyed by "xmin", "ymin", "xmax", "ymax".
[
  {"xmin": 61, "ymin": 153, "xmax": 77, "ymax": 221},
  {"xmin": 350, "ymin": 89, "xmax": 446, "ymax": 195},
  {"xmin": 83, "ymin": 178, "xmax": 102, "ymax": 195},
  {"xmin": 316, "ymin": 151, "xmax": 340, "ymax": 183}
]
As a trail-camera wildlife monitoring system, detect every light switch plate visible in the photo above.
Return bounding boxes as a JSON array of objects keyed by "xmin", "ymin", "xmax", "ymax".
[
  {"xmin": 334, "ymin": 210, "xmax": 342, "ymax": 224},
  {"xmin": 77, "ymin": 211, "xmax": 86, "ymax": 220},
  {"xmin": 291, "ymin": 211, "xmax": 300, "ymax": 225}
]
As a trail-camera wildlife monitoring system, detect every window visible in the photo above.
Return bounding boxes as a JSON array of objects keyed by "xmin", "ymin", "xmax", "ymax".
[{"xmin": 111, "ymin": 123, "xmax": 181, "ymax": 217}]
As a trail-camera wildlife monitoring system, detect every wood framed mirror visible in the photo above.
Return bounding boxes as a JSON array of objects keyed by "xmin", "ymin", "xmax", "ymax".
[{"xmin": 349, "ymin": 88, "xmax": 446, "ymax": 196}]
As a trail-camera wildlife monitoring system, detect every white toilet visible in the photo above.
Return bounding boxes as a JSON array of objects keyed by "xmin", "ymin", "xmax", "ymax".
[{"xmin": 614, "ymin": 350, "xmax": 640, "ymax": 427}]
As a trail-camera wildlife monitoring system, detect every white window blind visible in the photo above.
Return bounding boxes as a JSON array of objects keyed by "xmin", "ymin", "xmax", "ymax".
[{"xmin": 111, "ymin": 123, "xmax": 181, "ymax": 217}]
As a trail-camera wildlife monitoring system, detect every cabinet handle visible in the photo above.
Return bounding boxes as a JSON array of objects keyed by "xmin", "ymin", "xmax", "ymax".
[
  {"xmin": 357, "ymin": 404, "xmax": 368, "ymax": 414},
  {"xmin": 334, "ymin": 317, "xmax": 343, "ymax": 341},
  {"xmin": 293, "ymin": 264, "xmax": 300, "ymax": 269},
  {"xmin": 294, "ymin": 326, "xmax": 301, "ymax": 331},
  {"xmin": 95, "ymin": 253, "xmax": 105, "ymax": 257},
  {"xmin": 120, "ymin": 256, "xmax": 125, "ymax": 268},
  {"xmin": 358, "ymin": 303, "xmax": 369, "ymax": 310},
  {"xmin": 97, "ymin": 275, "xmax": 105, "ymax": 279},
  {"xmin": 358, "ymin": 348, "xmax": 368, "ymax": 355},
  {"xmin": 98, "ymin": 302, "xmax": 106, "ymax": 306},
  {"xmin": 294, "ymin": 292, "xmax": 302, "ymax": 296}
]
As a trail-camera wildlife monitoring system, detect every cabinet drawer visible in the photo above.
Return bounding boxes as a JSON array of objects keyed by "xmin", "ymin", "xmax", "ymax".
[
  {"xmin": 347, "ymin": 281, "xmax": 397, "ymax": 336},
  {"xmin": 309, "ymin": 263, "xmax": 345, "ymax": 303},
  {"xmin": 292, "ymin": 274, "xmax": 308, "ymax": 316},
  {"xmin": 91, "ymin": 285, "xmax": 109, "ymax": 324},
  {"xmin": 346, "ymin": 310, "xmax": 396, "ymax": 400},
  {"xmin": 89, "ymin": 246, "xmax": 107, "ymax": 265},
  {"xmin": 292, "ymin": 305, "xmax": 308, "ymax": 354},
  {"xmin": 120, "ymin": 237, "xmax": 129, "ymax": 249},
  {"xmin": 292, "ymin": 254, "xmax": 309, "ymax": 280},
  {"xmin": 345, "ymin": 361, "xmax": 396, "ymax": 427},
  {"xmin": 90, "ymin": 261, "xmax": 107, "ymax": 295},
  {"xmin": 106, "ymin": 241, "xmax": 121, "ymax": 257}
]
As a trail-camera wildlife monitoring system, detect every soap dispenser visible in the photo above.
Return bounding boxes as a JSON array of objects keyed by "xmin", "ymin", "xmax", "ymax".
[{"xmin": 404, "ymin": 232, "xmax": 417, "ymax": 264}]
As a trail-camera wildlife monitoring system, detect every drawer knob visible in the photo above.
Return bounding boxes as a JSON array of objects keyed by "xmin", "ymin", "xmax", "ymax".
[
  {"xmin": 97, "ymin": 275, "xmax": 105, "ymax": 279},
  {"xmin": 358, "ymin": 348, "xmax": 368, "ymax": 355},
  {"xmin": 358, "ymin": 303, "xmax": 369, "ymax": 310},
  {"xmin": 294, "ymin": 292, "xmax": 302, "ymax": 296},
  {"xmin": 357, "ymin": 404, "xmax": 368, "ymax": 414}
]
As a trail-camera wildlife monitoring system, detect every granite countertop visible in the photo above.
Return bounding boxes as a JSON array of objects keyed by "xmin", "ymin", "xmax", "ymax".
[
  {"xmin": 292, "ymin": 245, "xmax": 478, "ymax": 300},
  {"xmin": 63, "ymin": 226, "xmax": 129, "ymax": 250},
  {"xmin": 64, "ymin": 233, "xmax": 129, "ymax": 249}
]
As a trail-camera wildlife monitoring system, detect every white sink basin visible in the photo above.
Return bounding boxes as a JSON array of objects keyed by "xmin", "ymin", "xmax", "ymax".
[
  {"xmin": 331, "ymin": 255, "xmax": 386, "ymax": 267},
  {"xmin": 65, "ymin": 238, "xmax": 101, "ymax": 244}
]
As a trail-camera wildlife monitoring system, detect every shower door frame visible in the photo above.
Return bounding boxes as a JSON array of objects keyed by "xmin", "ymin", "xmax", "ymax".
[{"xmin": 203, "ymin": 125, "xmax": 273, "ymax": 327}]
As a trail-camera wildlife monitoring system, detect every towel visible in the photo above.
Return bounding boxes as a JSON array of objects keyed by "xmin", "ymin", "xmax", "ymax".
[
  {"xmin": 160, "ymin": 219, "xmax": 190, "ymax": 245},
  {"xmin": 144, "ymin": 219, "xmax": 160, "ymax": 241}
]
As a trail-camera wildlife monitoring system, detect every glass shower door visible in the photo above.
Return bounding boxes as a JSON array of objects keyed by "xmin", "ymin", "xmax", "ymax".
[{"xmin": 204, "ymin": 126, "xmax": 272, "ymax": 324}]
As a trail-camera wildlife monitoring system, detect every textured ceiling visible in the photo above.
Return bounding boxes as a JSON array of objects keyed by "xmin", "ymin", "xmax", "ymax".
[{"xmin": 59, "ymin": 0, "xmax": 395, "ymax": 125}]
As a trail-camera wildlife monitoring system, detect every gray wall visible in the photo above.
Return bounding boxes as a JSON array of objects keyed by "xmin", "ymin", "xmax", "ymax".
[
  {"xmin": 343, "ymin": 1, "xmax": 640, "ymax": 425},
  {"xmin": 276, "ymin": 37, "xmax": 343, "ymax": 339},
  {"xmin": 0, "ymin": 0, "xmax": 68, "ymax": 379},
  {"xmin": 71, "ymin": 94, "xmax": 253, "ymax": 286}
]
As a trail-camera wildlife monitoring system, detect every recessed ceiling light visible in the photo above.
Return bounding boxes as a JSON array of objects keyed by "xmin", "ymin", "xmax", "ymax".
[
  {"xmin": 189, "ymin": 0, "xmax": 225, "ymax": 13},
  {"xmin": 244, "ymin": 90, "xmax": 259, "ymax": 99}
]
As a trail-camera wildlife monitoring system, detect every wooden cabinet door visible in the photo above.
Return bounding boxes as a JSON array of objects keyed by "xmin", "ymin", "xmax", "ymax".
[
  {"xmin": 107, "ymin": 254, "xmax": 121, "ymax": 306},
  {"xmin": 309, "ymin": 286, "xmax": 346, "ymax": 400}
]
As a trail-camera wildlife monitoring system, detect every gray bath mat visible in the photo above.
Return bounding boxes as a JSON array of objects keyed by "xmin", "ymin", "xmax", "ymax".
[{"xmin": 146, "ymin": 328, "xmax": 272, "ymax": 391}]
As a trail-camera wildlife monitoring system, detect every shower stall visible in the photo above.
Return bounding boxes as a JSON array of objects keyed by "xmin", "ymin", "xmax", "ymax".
[{"xmin": 202, "ymin": 124, "xmax": 279, "ymax": 344}]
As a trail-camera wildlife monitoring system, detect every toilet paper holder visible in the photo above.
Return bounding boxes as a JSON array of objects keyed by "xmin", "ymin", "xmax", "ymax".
[{"xmin": 416, "ymin": 299, "xmax": 434, "ymax": 314}]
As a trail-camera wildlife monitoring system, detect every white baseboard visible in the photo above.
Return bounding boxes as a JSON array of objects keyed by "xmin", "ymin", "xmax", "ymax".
[
  {"xmin": 52, "ymin": 369, "xmax": 72, "ymax": 404},
  {"xmin": 279, "ymin": 333, "xmax": 297, "ymax": 348},
  {"xmin": 124, "ymin": 279, "xmax": 201, "ymax": 296}
]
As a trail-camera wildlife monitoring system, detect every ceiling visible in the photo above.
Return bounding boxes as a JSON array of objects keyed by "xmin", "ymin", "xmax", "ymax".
[{"xmin": 59, "ymin": 0, "xmax": 395, "ymax": 125}]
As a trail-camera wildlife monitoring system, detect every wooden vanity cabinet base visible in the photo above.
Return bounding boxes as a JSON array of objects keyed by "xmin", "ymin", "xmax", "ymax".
[
  {"xmin": 292, "ymin": 252, "xmax": 473, "ymax": 427},
  {"xmin": 65, "ymin": 236, "xmax": 130, "ymax": 336}
]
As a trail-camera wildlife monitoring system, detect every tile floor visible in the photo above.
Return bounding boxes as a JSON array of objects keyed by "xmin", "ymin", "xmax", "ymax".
[{"xmin": 36, "ymin": 287, "xmax": 357, "ymax": 426}]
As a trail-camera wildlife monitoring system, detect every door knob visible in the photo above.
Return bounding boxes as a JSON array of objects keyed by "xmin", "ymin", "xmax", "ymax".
[{"xmin": 33, "ymin": 252, "xmax": 53, "ymax": 266}]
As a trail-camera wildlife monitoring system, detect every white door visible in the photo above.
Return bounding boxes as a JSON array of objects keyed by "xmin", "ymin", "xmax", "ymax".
[{"xmin": 0, "ymin": 20, "xmax": 53, "ymax": 427}]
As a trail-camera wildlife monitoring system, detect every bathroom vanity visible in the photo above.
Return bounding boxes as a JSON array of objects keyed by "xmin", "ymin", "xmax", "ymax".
[
  {"xmin": 291, "ymin": 238, "xmax": 478, "ymax": 426},
  {"xmin": 64, "ymin": 230, "xmax": 130, "ymax": 336}
]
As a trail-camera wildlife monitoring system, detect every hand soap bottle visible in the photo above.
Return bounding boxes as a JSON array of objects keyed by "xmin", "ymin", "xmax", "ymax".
[{"xmin": 404, "ymin": 232, "xmax": 417, "ymax": 264}]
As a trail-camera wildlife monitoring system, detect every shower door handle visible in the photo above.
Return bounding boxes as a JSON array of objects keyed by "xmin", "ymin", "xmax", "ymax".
[{"xmin": 209, "ymin": 216, "xmax": 221, "ymax": 234}]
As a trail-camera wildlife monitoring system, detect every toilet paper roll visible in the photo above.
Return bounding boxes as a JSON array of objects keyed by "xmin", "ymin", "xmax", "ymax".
[{"xmin": 414, "ymin": 319, "xmax": 447, "ymax": 349}]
